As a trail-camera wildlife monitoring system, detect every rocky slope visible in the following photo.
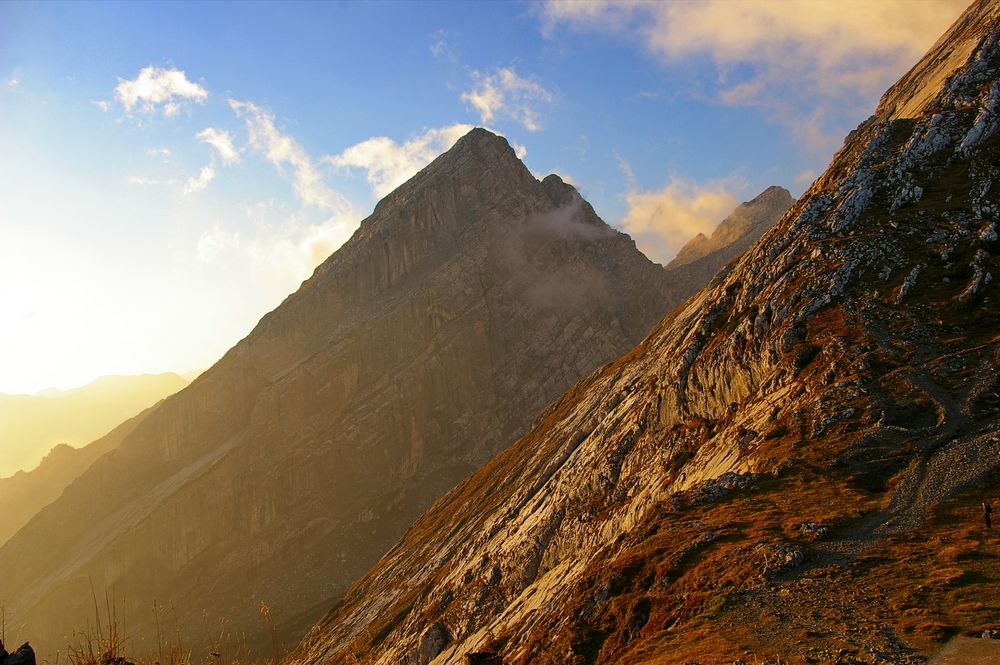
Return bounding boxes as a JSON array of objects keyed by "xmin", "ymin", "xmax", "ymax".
[
  {"xmin": 0, "ymin": 128, "xmax": 773, "ymax": 658},
  {"xmin": 0, "ymin": 372, "xmax": 188, "ymax": 478},
  {"xmin": 290, "ymin": 3, "xmax": 1000, "ymax": 663},
  {"xmin": 666, "ymin": 185, "xmax": 793, "ymax": 270}
]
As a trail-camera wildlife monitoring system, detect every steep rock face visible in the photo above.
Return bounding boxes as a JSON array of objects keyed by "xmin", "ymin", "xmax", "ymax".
[
  {"xmin": 666, "ymin": 185, "xmax": 793, "ymax": 269},
  {"xmin": 293, "ymin": 4, "xmax": 1000, "ymax": 663},
  {"xmin": 0, "ymin": 129, "xmax": 734, "ymax": 656}
]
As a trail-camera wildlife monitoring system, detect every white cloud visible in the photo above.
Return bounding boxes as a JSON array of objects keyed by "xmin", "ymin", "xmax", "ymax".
[
  {"xmin": 229, "ymin": 99, "xmax": 353, "ymax": 216},
  {"xmin": 6, "ymin": 78, "xmax": 18, "ymax": 88},
  {"xmin": 325, "ymin": 124, "xmax": 475, "ymax": 198},
  {"xmin": 542, "ymin": 0, "xmax": 966, "ymax": 153},
  {"xmin": 615, "ymin": 153, "xmax": 636, "ymax": 187},
  {"xmin": 197, "ymin": 225, "xmax": 241, "ymax": 263},
  {"xmin": 92, "ymin": 100, "xmax": 111, "ymax": 112},
  {"xmin": 126, "ymin": 174, "xmax": 178, "ymax": 186},
  {"xmin": 183, "ymin": 165, "xmax": 216, "ymax": 195},
  {"xmin": 196, "ymin": 127, "xmax": 240, "ymax": 165},
  {"xmin": 114, "ymin": 66, "xmax": 208, "ymax": 116},
  {"xmin": 430, "ymin": 30, "xmax": 458, "ymax": 61},
  {"xmin": 461, "ymin": 67, "xmax": 554, "ymax": 132},
  {"xmin": 619, "ymin": 177, "xmax": 743, "ymax": 265},
  {"xmin": 218, "ymin": 100, "xmax": 359, "ymax": 278},
  {"xmin": 146, "ymin": 147, "xmax": 172, "ymax": 158}
]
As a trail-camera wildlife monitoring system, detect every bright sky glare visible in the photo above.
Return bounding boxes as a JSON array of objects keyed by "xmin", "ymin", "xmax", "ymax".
[{"xmin": 0, "ymin": 0, "xmax": 967, "ymax": 394}]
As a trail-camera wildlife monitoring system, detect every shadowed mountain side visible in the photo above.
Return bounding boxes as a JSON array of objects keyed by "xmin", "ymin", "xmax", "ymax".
[
  {"xmin": 0, "ymin": 372, "xmax": 189, "ymax": 478},
  {"xmin": 289, "ymin": 3, "xmax": 1000, "ymax": 663},
  {"xmin": 0, "ymin": 128, "xmax": 768, "ymax": 659}
]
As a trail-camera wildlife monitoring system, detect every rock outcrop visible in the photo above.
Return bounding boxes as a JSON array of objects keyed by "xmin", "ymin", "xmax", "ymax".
[
  {"xmin": 289, "ymin": 3, "xmax": 1000, "ymax": 663},
  {"xmin": 0, "ymin": 128, "xmax": 760, "ymax": 658},
  {"xmin": 0, "ymin": 642, "xmax": 36, "ymax": 665}
]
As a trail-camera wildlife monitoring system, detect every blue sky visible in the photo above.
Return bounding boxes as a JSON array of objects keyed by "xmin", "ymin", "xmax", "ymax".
[{"xmin": 0, "ymin": 0, "xmax": 967, "ymax": 394}]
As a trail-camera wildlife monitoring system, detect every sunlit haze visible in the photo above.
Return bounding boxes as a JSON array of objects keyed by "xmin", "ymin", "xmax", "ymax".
[{"xmin": 0, "ymin": 0, "xmax": 966, "ymax": 394}]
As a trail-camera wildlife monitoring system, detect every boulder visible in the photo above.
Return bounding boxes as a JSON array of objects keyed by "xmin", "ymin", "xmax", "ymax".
[{"xmin": 4, "ymin": 643, "xmax": 36, "ymax": 665}]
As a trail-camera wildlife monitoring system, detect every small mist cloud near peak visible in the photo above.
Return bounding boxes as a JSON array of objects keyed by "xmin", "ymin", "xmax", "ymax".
[{"xmin": 499, "ymin": 200, "xmax": 618, "ymax": 311}]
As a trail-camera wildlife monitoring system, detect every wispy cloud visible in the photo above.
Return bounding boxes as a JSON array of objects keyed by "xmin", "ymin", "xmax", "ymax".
[
  {"xmin": 196, "ymin": 127, "xmax": 240, "ymax": 165},
  {"xmin": 127, "ymin": 174, "xmax": 178, "ymax": 187},
  {"xmin": 216, "ymin": 100, "xmax": 359, "ymax": 278},
  {"xmin": 619, "ymin": 176, "xmax": 744, "ymax": 265},
  {"xmin": 196, "ymin": 224, "xmax": 241, "ymax": 263},
  {"xmin": 430, "ymin": 29, "xmax": 458, "ymax": 61},
  {"xmin": 542, "ymin": 0, "xmax": 966, "ymax": 154},
  {"xmin": 229, "ymin": 99, "xmax": 353, "ymax": 215},
  {"xmin": 114, "ymin": 66, "xmax": 208, "ymax": 116},
  {"xmin": 183, "ymin": 165, "xmax": 216, "ymax": 195},
  {"xmin": 6, "ymin": 78, "xmax": 18, "ymax": 89},
  {"xmin": 325, "ymin": 124, "xmax": 475, "ymax": 198},
  {"xmin": 461, "ymin": 67, "xmax": 554, "ymax": 132}
]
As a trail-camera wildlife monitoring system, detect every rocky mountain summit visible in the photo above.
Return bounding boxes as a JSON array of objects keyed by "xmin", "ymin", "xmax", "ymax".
[
  {"xmin": 666, "ymin": 185, "xmax": 793, "ymax": 270},
  {"xmin": 290, "ymin": 3, "xmax": 1000, "ymax": 663},
  {"xmin": 0, "ymin": 128, "xmax": 778, "ymax": 658}
]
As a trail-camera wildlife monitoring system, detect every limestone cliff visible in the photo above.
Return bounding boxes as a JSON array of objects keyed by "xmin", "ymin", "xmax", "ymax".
[{"xmin": 290, "ymin": 3, "xmax": 1000, "ymax": 663}]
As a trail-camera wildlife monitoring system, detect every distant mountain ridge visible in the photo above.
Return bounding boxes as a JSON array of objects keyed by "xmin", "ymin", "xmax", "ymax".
[
  {"xmin": 0, "ymin": 372, "xmax": 189, "ymax": 478},
  {"xmin": 0, "ymin": 406, "xmax": 155, "ymax": 547},
  {"xmin": 666, "ymin": 185, "xmax": 793, "ymax": 270},
  {"xmin": 0, "ymin": 129, "xmax": 788, "ymax": 658}
]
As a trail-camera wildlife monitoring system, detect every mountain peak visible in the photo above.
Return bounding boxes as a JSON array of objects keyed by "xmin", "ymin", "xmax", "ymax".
[
  {"xmin": 434, "ymin": 126, "xmax": 522, "ymax": 172},
  {"xmin": 452, "ymin": 126, "xmax": 512, "ymax": 151},
  {"xmin": 667, "ymin": 184, "xmax": 793, "ymax": 269},
  {"xmin": 368, "ymin": 127, "xmax": 529, "ymax": 219},
  {"xmin": 751, "ymin": 184, "xmax": 793, "ymax": 204}
]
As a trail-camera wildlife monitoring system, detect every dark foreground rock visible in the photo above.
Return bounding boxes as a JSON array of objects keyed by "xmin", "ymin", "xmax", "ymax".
[{"xmin": 0, "ymin": 643, "xmax": 36, "ymax": 665}]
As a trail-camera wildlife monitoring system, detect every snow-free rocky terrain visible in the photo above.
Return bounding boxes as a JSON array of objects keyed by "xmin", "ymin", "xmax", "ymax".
[
  {"xmin": 0, "ymin": 129, "xmax": 784, "ymax": 657},
  {"xmin": 291, "ymin": 2, "xmax": 1000, "ymax": 663}
]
